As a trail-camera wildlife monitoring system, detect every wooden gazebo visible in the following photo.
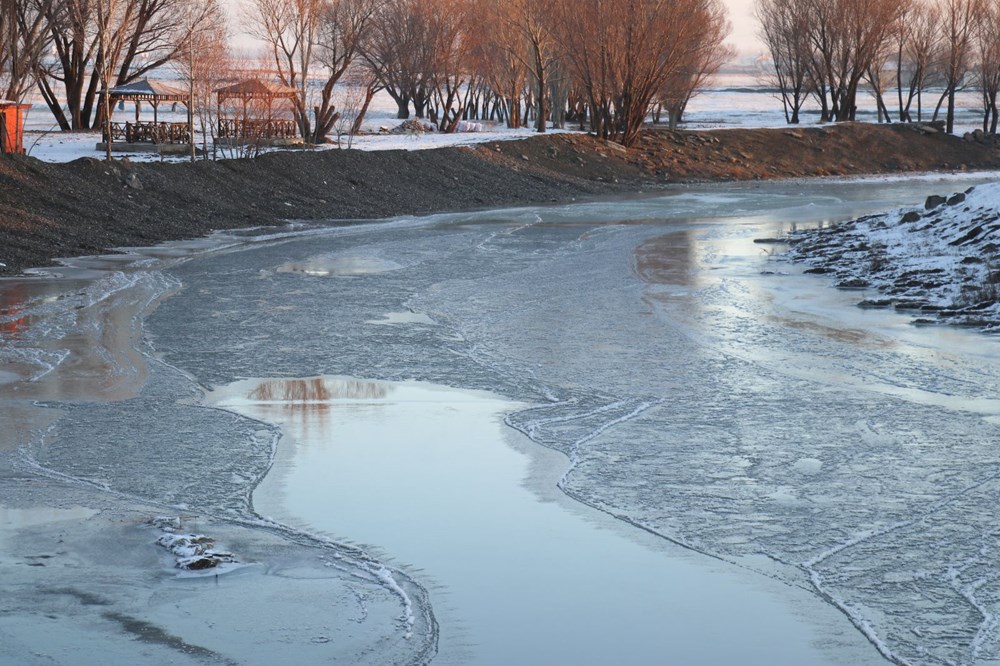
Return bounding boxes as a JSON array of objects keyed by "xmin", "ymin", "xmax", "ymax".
[
  {"xmin": 99, "ymin": 78, "xmax": 192, "ymax": 152},
  {"xmin": 214, "ymin": 79, "xmax": 299, "ymax": 145},
  {"xmin": 0, "ymin": 101, "xmax": 31, "ymax": 154}
]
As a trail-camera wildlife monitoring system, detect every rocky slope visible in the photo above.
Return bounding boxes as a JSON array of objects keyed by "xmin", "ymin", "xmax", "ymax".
[{"xmin": 782, "ymin": 184, "xmax": 1000, "ymax": 331}]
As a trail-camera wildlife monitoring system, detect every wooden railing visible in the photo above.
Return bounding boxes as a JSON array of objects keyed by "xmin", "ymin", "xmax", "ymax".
[
  {"xmin": 217, "ymin": 117, "xmax": 298, "ymax": 139},
  {"xmin": 104, "ymin": 121, "xmax": 190, "ymax": 144}
]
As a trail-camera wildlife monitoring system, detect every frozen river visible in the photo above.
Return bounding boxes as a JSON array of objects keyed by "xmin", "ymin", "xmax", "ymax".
[{"xmin": 3, "ymin": 177, "xmax": 1000, "ymax": 664}]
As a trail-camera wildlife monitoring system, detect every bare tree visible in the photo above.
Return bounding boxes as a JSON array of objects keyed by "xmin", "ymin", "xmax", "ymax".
[
  {"xmin": 660, "ymin": 0, "xmax": 732, "ymax": 128},
  {"xmin": 329, "ymin": 64, "xmax": 370, "ymax": 146},
  {"xmin": 893, "ymin": 0, "xmax": 940, "ymax": 122},
  {"xmin": 551, "ymin": 0, "xmax": 731, "ymax": 147},
  {"xmin": 173, "ymin": 0, "xmax": 226, "ymax": 160},
  {"xmin": 347, "ymin": 63, "xmax": 381, "ymax": 134},
  {"xmin": 810, "ymin": 0, "xmax": 904, "ymax": 122},
  {"xmin": 37, "ymin": 0, "xmax": 210, "ymax": 131},
  {"xmin": 865, "ymin": 1, "xmax": 909, "ymax": 124},
  {"xmin": 310, "ymin": 0, "xmax": 380, "ymax": 143},
  {"xmin": 799, "ymin": 0, "xmax": 836, "ymax": 120},
  {"xmin": 95, "ymin": 0, "xmax": 121, "ymax": 159},
  {"xmin": 975, "ymin": 0, "xmax": 1000, "ymax": 132},
  {"xmin": 423, "ymin": 0, "xmax": 473, "ymax": 132},
  {"xmin": 510, "ymin": 0, "xmax": 558, "ymax": 134},
  {"xmin": 474, "ymin": 3, "xmax": 529, "ymax": 128},
  {"xmin": 1, "ymin": 0, "xmax": 51, "ymax": 102},
  {"xmin": 36, "ymin": 0, "xmax": 97, "ymax": 130},
  {"xmin": 249, "ymin": 0, "xmax": 319, "ymax": 140},
  {"xmin": 933, "ymin": 0, "xmax": 982, "ymax": 133},
  {"xmin": 755, "ymin": 0, "xmax": 812, "ymax": 124},
  {"xmin": 362, "ymin": 0, "xmax": 434, "ymax": 119}
]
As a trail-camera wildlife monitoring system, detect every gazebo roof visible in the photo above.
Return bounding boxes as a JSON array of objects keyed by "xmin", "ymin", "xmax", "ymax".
[
  {"xmin": 106, "ymin": 78, "xmax": 189, "ymax": 102},
  {"xmin": 215, "ymin": 79, "xmax": 297, "ymax": 102}
]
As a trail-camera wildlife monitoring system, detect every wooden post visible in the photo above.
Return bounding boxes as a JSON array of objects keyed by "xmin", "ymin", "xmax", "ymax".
[{"xmin": 188, "ymin": 43, "xmax": 195, "ymax": 162}]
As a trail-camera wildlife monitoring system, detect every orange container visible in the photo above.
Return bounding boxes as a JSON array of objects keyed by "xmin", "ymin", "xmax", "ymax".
[{"xmin": 0, "ymin": 103, "xmax": 30, "ymax": 154}]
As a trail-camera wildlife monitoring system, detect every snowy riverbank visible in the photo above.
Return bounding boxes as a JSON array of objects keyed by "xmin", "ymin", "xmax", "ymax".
[{"xmin": 779, "ymin": 183, "xmax": 1000, "ymax": 332}]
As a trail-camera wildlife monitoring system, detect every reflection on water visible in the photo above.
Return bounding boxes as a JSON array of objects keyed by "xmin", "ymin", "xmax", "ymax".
[
  {"xmin": 247, "ymin": 377, "xmax": 389, "ymax": 403},
  {"xmin": 277, "ymin": 255, "xmax": 403, "ymax": 277},
  {"xmin": 0, "ymin": 283, "xmax": 31, "ymax": 336},
  {"xmin": 768, "ymin": 314, "xmax": 897, "ymax": 348},
  {"xmin": 242, "ymin": 377, "xmax": 390, "ymax": 442},
  {"xmin": 235, "ymin": 378, "xmax": 843, "ymax": 666},
  {"xmin": 633, "ymin": 230, "xmax": 696, "ymax": 287},
  {"xmin": 0, "ymin": 271, "xmax": 173, "ymax": 404}
]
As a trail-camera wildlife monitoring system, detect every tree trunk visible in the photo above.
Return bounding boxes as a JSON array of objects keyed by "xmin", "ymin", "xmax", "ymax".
[
  {"xmin": 535, "ymin": 81, "xmax": 546, "ymax": 134},
  {"xmin": 37, "ymin": 78, "xmax": 71, "ymax": 131},
  {"xmin": 412, "ymin": 89, "xmax": 428, "ymax": 118},
  {"xmin": 351, "ymin": 87, "xmax": 378, "ymax": 136},
  {"xmin": 947, "ymin": 87, "xmax": 956, "ymax": 133},
  {"xmin": 386, "ymin": 90, "xmax": 410, "ymax": 119}
]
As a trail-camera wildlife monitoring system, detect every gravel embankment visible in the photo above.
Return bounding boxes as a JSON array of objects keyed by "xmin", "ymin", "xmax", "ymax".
[{"xmin": 4, "ymin": 124, "xmax": 1000, "ymax": 276}]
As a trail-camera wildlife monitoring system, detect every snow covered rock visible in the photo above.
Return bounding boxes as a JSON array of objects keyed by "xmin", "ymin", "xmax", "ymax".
[
  {"xmin": 781, "ymin": 183, "xmax": 1000, "ymax": 331},
  {"xmin": 151, "ymin": 519, "xmax": 241, "ymax": 571},
  {"xmin": 389, "ymin": 119, "xmax": 436, "ymax": 135}
]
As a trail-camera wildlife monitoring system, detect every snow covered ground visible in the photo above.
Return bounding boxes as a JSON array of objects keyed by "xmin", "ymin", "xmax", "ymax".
[
  {"xmin": 19, "ymin": 87, "xmax": 562, "ymax": 163},
  {"xmin": 17, "ymin": 73, "xmax": 992, "ymax": 163},
  {"xmin": 781, "ymin": 183, "xmax": 1000, "ymax": 331}
]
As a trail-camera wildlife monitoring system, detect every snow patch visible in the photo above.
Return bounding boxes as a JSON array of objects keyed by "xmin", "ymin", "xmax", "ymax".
[{"xmin": 780, "ymin": 183, "xmax": 1000, "ymax": 331}]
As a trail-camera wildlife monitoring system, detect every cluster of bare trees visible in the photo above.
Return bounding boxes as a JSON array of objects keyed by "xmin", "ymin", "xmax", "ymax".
[
  {"xmin": 2, "ymin": 0, "xmax": 731, "ymax": 149},
  {"xmin": 0, "ymin": 0, "xmax": 225, "ymax": 131},
  {"xmin": 249, "ymin": 0, "xmax": 732, "ymax": 146},
  {"xmin": 0, "ymin": 0, "xmax": 46, "ymax": 102},
  {"xmin": 756, "ymin": 0, "xmax": 1000, "ymax": 133}
]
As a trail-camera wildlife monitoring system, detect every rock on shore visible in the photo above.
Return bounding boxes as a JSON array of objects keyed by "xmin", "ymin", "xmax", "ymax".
[{"xmin": 783, "ymin": 183, "xmax": 1000, "ymax": 331}]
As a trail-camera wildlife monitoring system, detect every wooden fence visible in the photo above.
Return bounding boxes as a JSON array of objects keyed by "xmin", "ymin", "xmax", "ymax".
[
  {"xmin": 104, "ymin": 121, "xmax": 190, "ymax": 144},
  {"xmin": 216, "ymin": 117, "xmax": 298, "ymax": 140}
]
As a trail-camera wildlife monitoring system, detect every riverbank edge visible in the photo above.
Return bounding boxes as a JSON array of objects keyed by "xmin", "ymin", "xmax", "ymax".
[
  {"xmin": 778, "ymin": 182, "xmax": 1000, "ymax": 331},
  {"xmin": 3, "ymin": 124, "xmax": 1000, "ymax": 277}
]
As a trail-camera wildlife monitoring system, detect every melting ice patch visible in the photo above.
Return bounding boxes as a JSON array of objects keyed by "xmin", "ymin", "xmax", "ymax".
[
  {"xmin": 0, "ymin": 270, "xmax": 177, "ymax": 386},
  {"xmin": 365, "ymin": 311, "xmax": 436, "ymax": 326},
  {"xmin": 277, "ymin": 253, "xmax": 404, "ymax": 277}
]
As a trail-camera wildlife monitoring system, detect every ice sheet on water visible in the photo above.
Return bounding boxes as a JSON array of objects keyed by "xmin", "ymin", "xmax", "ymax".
[
  {"xmin": 25, "ymin": 361, "xmax": 275, "ymax": 514},
  {"xmin": 10, "ymin": 336, "xmax": 438, "ymax": 663},
  {"xmin": 50, "ymin": 180, "xmax": 1000, "ymax": 664},
  {"xmin": 0, "ymin": 270, "xmax": 178, "ymax": 387}
]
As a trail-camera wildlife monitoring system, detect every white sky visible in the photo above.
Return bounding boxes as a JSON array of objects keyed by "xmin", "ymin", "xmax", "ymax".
[
  {"xmin": 225, "ymin": 0, "xmax": 764, "ymax": 60},
  {"xmin": 726, "ymin": 0, "xmax": 762, "ymax": 56}
]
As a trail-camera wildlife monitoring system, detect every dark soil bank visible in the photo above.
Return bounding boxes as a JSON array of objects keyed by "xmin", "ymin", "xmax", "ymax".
[{"xmin": 2, "ymin": 124, "xmax": 999, "ymax": 276}]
